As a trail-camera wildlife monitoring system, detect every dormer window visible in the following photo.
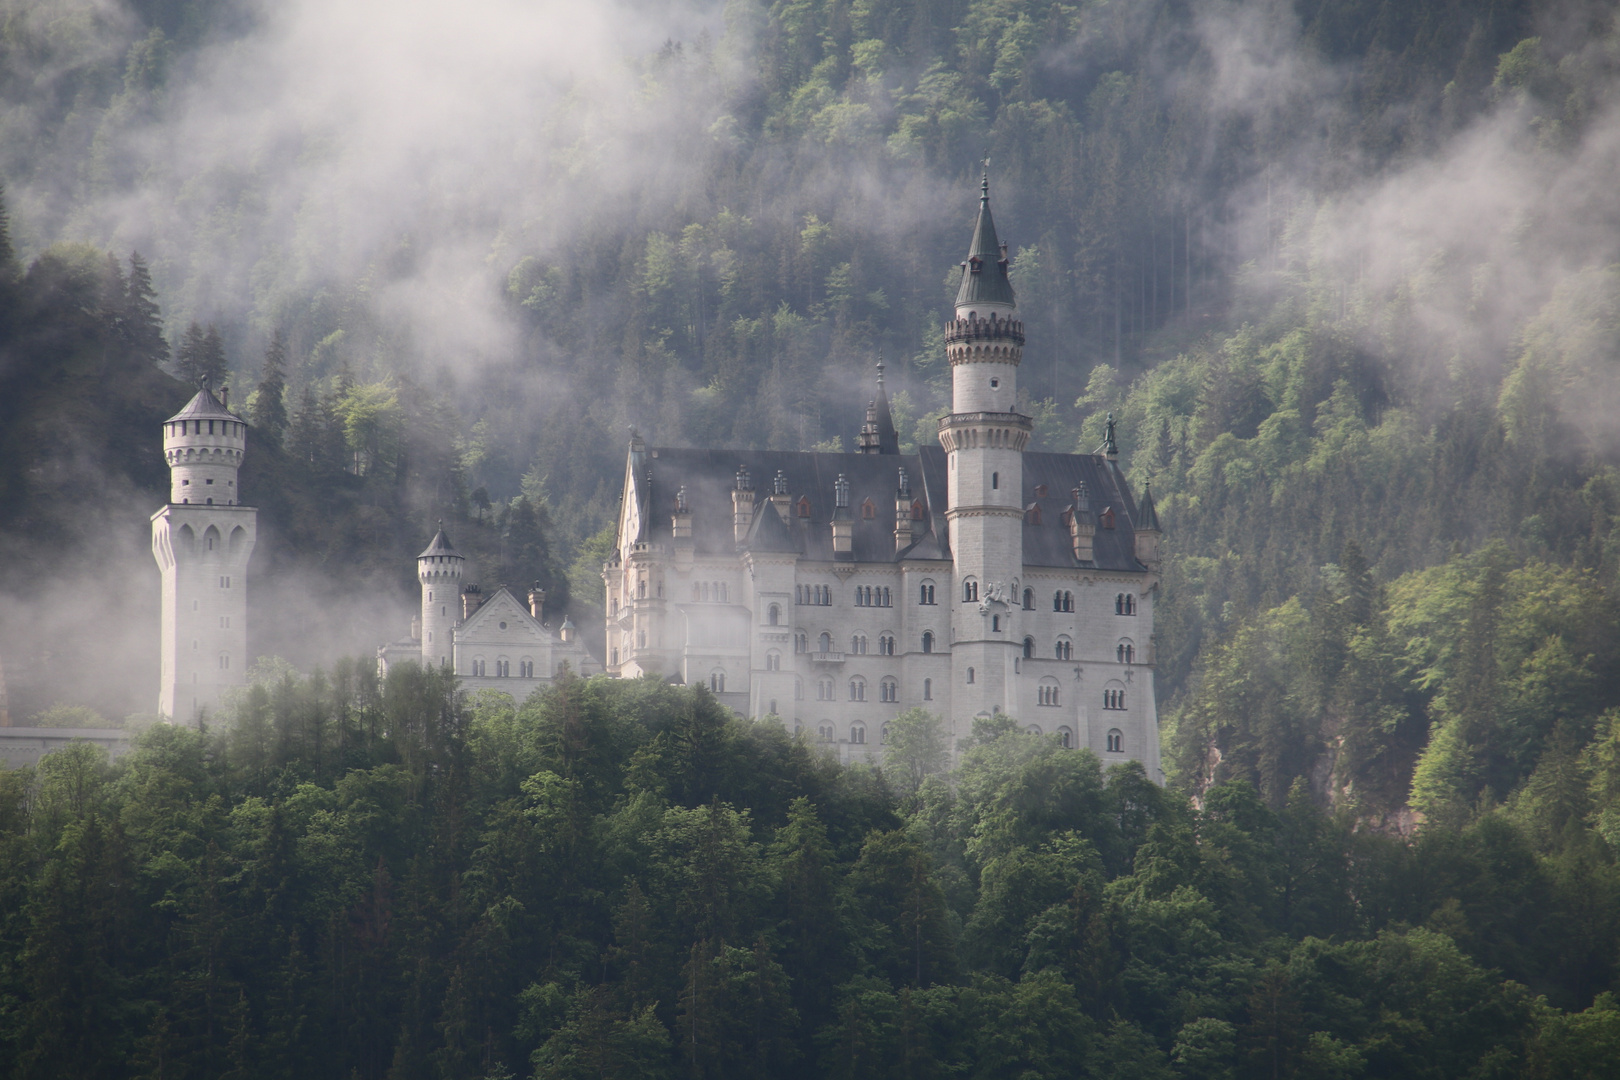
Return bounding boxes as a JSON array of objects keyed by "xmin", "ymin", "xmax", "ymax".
[
  {"xmin": 861, "ymin": 498, "xmax": 875, "ymax": 520},
  {"xmin": 797, "ymin": 496, "xmax": 811, "ymax": 518},
  {"xmin": 1101, "ymin": 507, "xmax": 1116, "ymax": 530},
  {"xmin": 969, "ymin": 256, "xmax": 983, "ymax": 274}
]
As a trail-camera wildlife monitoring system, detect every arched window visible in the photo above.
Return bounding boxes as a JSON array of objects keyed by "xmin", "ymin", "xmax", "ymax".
[
  {"xmin": 919, "ymin": 581, "xmax": 936, "ymax": 605},
  {"xmin": 850, "ymin": 723, "xmax": 866, "ymax": 744},
  {"xmin": 1023, "ymin": 587, "xmax": 1034, "ymax": 609},
  {"xmin": 795, "ymin": 677, "xmax": 804, "ymax": 700},
  {"xmin": 1055, "ymin": 638, "xmax": 1073, "ymax": 661},
  {"xmin": 911, "ymin": 500, "xmax": 924, "ymax": 520},
  {"xmin": 1038, "ymin": 679, "xmax": 1060, "ymax": 706},
  {"xmin": 710, "ymin": 670, "xmax": 726, "ymax": 693},
  {"xmin": 1058, "ymin": 726, "xmax": 1074, "ymax": 749},
  {"xmin": 851, "ymin": 634, "xmax": 868, "ymax": 655},
  {"xmin": 966, "ymin": 667, "xmax": 975, "ymax": 684},
  {"xmin": 818, "ymin": 677, "xmax": 834, "ymax": 700},
  {"xmin": 694, "ymin": 583, "xmax": 703, "ymax": 601},
  {"xmin": 1053, "ymin": 590, "xmax": 1064, "ymax": 611},
  {"xmin": 880, "ymin": 677, "xmax": 898, "ymax": 703},
  {"xmin": 1103, "ymin": 687, "xmax": 1126, "ymax": 710},
  {"xmin": 496, "ymin": 659, "xmax": 510, "ymax": 677},
  {"xmin": 637, "ymin": 579, "xmax": 646, "ymax": 599},
  {"xmin": 923, "ymin": 678, "xmax": 932, "ymax": 700},
  {"xmin": 474, "ymin": 658, "xmax": 486, "ymax": 676},
  {"xmin": 795, "ymin": 631, "xmax": 808, "ymax": 653},
  {"xmin": 992, "ymin": 471, "xmax": 999, "ymax": 489},
  {"xmin": 881, "ymin": 587, "xmax": 891, "ymax": 607},
  {"xmin": 881, "ymin": 723, "xmax": 892, "ymax": 744},
  {"xmin": 1022, "ymin": 636, "xmax": 1034, "ymax": 659},
  {"xmin": 819, "ymin": 632, "xmax": 832, "ymax": 653},
  {"xmin": 1107, "ymin": 729, "xmax": 1124, "ymax": 753},
  {"xmin": 879, "ymin": 634, "xmax": 895, "ymax": 655},
  {"xmin": 963, "ymin": 579, "xmax": 978, "ymax": 602},
  {"xmin": 1026, "ymin": 724, "xmax": 1042, "ymax": 736},
  {"xmin": 849, "ymin": 678, "xmax": 866, "ymax": 702},
  {"xmin": 1117, "ymin": 641, "xmax": 1135, "ymax": 664},
  {"xmin": 922, "ymin": 631, "xmax": 934, "ymax": 654},
  {"xmin": 766, "ymin": 651, "xmax": 781, "ymax": 671},
  {"xmin": 818, "ymin": 723, "xmax": 834, "ymax": 741},
  {"xmin": 992, "ymin": 615, "xmax": 1000, "ymax": 632},
  {"xmin": 861, "ymin": 498, "xmax": 875, "ymax": 519},
  {"xmin": 768, "ymin": 604, "xmax": 781, "ymax": 626},
  {"xmin": 798, "ymin": 496, "xmax": 811, "ymax": 518},
  {"xmin": 520, "ymin": 659, "xmax": 535, "ymax": 678},
  {"xmin": 1116, "ymin": 593, "xmax": 1136, "ymax": 615}
]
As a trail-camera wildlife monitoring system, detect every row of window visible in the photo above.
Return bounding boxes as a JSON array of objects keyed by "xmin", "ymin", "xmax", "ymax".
[
  {"xmin": 167, "ymin": 419, "xmax": 243, "ymax": 438},
  {"xmin": 787, "ymin": 581, "xmax": 1137, "ymax": 614},
  {"xmin": 470, "ymin": 659, "xmax": 538, "ymax": 677},
  {"xmin": 800, "ymin": 721, "xmax": 1125, "ymax": 753},
  {"xmin": 692, "ymin": 581, "xmax": 729, "ymax": 602},
  {"xmin": 786, "ymin": 671, "xmax": 1123, "ymax": 710}
]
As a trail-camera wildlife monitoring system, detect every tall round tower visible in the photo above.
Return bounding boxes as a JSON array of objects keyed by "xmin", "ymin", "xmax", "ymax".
[
  {"xmin": 418, "ymin": 526, "xmax": 464, "ymax": 669},
  {"xmin": 152, "ymin": 383, "xmax": 257, "ymax": 722},
  {"xmin": 940, "ymin": 172, "xmax": 1031, "ymax": 729}
]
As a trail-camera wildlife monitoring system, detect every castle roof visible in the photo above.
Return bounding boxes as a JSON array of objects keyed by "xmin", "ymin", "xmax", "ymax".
[
  {"xmin": 167, "ymin": 385, "xmax": 237, "ymax": 423},
  {"xmin": 1135, "ymin": 480, "xmax": 1161, "ymax": 532},
  {"xmin": 629, "ymin": 446, "xmax": 1149, "ymax": 571},
  {"xmin": 954, "ymin": 173, "xmax": 1017, "ymax": 309},
  {"xmin": 418, "ymin": 526, "xmax": 461, "ymax": 559}
]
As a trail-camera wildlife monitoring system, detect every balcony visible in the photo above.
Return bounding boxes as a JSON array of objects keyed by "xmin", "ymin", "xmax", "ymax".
[{"xmin": 808, "ymin": 651, "xmax": 845, "ymax": 664}]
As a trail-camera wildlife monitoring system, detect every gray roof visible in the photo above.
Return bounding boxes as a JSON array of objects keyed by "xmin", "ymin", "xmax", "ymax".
[
  {"xmin": 418, "ymin": 526, "xmax": 461, "ymax": 559},
  {"xmin": 167, "ymin": 386, "xmax": 237, "ymax": 423},
  {"xmin": 954, "ymin": 176, "xmax": 1017, "ymax": 309},
  {"xmin": 633, "ymin": 446, "xmax": 1148, "ymax": 572}
]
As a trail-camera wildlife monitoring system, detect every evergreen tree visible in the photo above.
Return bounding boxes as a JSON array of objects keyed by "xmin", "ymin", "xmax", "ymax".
[
  {"xmin": 123, "ymin": 251, "xmax": 168, "ymax": 367},
  {"xmin": 0, "ymin": 180, "xmax": 14, "ymax": 281},
  {"xmin": 250, "ymin": 329, "xmax": 289, "ymax": 444},
  {"xmin": 173, "ymin": 321, "xmax": 228, "ymax": 388}
]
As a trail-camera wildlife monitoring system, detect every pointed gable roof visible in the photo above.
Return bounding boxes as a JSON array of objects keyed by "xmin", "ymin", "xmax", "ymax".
[
  {"xmin": 1136, "ymin": 480, "xmax": 1161, "ymax": 532},
  {"xmin": 745, "ymin": 499, "xmax": 800, "ymax": 554},
  {"xmin": 954, "ymin": 172, "xmax": 1017, "ymax": 309}
]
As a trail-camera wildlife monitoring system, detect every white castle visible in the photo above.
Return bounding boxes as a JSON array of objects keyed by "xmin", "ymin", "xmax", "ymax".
[
  {"xmin": 152, "ymin": 384, "xmax": 256, "ymax": 721},
  {"xmin": 155, "ymin": 178, "xmax": 1163, "ymax": 777},
  {"xmin": 376, "ymin": 527, "xmax": 600, "ymax": 691},
  {"xmin": 603, "ymin": 177, "xmax": 1164, "ymax": 774}
]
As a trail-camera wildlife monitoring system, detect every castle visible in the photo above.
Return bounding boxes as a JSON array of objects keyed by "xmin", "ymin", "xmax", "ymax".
[
  {"xmin": 602, "ymin": 177, "xmax": 1163, "ymax": 774},
  {"xmin": 154, "ymin": 177, "xmax": 1163, "ymax": 780}
]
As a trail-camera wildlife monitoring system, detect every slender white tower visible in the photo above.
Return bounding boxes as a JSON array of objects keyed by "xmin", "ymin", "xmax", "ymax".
[
  {"xmin": 418, "ymin": 525, "xmax": 464, "ymax": 669},
  {"xmin": 941, "ymin": 172, "xmax": 1030, "ymax": 729},
  {"xmin": 151, "ymin": 383, "xmax": 257, "ymax": 722}
]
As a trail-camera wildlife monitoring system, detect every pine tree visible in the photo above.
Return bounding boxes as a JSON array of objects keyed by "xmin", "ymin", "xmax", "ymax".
[
  {"xmin": 174, "ymin": 321, "xmax": 228, "ymax": 388},
  {"xmin": 123, "ymin": 252, "xmax": 168, "ymax": 367},
  {"xmin": 0, "ymin": 181, "xmax": 15, "ymax": 281},
  {"xmin": 250, "ymin": 330, "xmax": 289, "ymax": 445},
  {"xmin": 98, "ymin": 253, "xmax": 127, "ymax": 341}
]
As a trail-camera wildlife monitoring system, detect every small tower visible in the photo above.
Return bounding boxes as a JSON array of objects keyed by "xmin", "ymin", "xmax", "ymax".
[
  {"xmin": 857, "ymin": 355, "xmax": 901, "ymax": 454},
  {"xmin": 1134, "ymin": 479, "xmax": 1161, "ymax": 569},
  {"xmin": 152, "ymin": 382, "xmax": 257, "ymax": 722},
  {"xmin": 418, "ymin": 524, "xmax": 464, "ymax": 669}
]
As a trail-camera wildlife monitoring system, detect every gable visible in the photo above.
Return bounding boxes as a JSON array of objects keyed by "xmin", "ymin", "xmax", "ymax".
[{"xmin": 457, "ymin": 589, "xmax": 547, "ymax": 644}]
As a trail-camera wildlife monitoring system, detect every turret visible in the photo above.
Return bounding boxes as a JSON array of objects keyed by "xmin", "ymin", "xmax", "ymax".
[
  {"xmin": 857, "ymin": 356, "xmax": 900, "ymax": 454},
  {"xmin": 894, "ymin": 466, "xmax": 913, "ymax": 553},
  {"xmin": 163, "ymin": 382, "xmax": 247, "ymax": 505},
  {"xmin": 1134, "ymin": 480, "xmax": 1161, "ymax": 569},
  {"xmin": 417, "ymin": 524, "xmax": 464, "ymax": 668},
  {"xmin": 1069, "ymin": 484, "xmax": 1095, "ymax": 564}
]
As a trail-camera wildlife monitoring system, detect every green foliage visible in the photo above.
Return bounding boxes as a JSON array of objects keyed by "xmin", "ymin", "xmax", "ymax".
[{"xmin": 0, "ymin": 666, "xmax": 1615, "ymax": 1077}]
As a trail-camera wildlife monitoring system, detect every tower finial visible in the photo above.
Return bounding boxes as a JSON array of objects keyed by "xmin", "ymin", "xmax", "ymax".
[
  {"xmin": 876, "ymin": 348, "xmax": 885, "ymax": 387},
  {"xmin": 980, "ymin": 160, "xmax": 990, "ymax": 206}
]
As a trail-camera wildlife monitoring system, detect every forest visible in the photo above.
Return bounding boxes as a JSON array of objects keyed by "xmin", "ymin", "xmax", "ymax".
[{"xmin": 3, "ymin": 0, "xmax": 1620, "ymax": 1073}]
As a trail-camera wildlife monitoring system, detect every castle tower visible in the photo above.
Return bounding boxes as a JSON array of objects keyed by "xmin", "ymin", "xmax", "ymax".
[
  {"xmin": 418, "ymin": 525, "xmax": 464, "ymax": 668},
  {"xmin": 151, "ymin": 384, "xmax": 257, "ymax": 722},
  {"xmin": 940, "ymin": 171, "xmax": 1030, "ymax": 727}
]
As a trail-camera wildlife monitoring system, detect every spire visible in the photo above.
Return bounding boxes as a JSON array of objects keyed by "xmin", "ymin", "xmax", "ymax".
[
  {"xmin": 1136, "ymin": 479, "xmax": 1161, "ymax": 532},
  {"xmin": 859, "ymin": 353, "xmax": 901, "ymax": 454},
  {"xmin": 954, "ymin": 166, "xmax": 1016, "ymax": 310},
  {"xmin": 418, "ymin": 521, "xmax": 461, "ymax": 559}
]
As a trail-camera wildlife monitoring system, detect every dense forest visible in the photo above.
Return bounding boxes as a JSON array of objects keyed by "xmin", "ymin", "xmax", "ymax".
[
  {"xmin": 5, "ymin": 0, "xmax": 1620, "ymax": 1073},
  {"xmin": 5, "ymin": 671, "xmax": 1620, "ymax": 1079}
]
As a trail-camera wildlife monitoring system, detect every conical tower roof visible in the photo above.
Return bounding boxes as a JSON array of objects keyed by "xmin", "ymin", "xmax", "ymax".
[
  {"xmin": 1136, "ymin": 481, "xmax": 1161, "ymax": 532},
  {"xmin": 418, "ymin": 523, "xmax": 462, "ymax": 560},
  {"xmin": 167, "ymin": 384, "xmax": 237, "ymax": 423},
  {"xmin": 954, "ymin": 172, "xmax": 1017, "ymax": 309}
]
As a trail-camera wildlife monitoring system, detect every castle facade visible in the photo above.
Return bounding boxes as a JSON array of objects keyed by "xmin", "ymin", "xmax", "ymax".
[{"xmin": 603, "ymin": 179, "xmax": 1164, "ymax": 774}]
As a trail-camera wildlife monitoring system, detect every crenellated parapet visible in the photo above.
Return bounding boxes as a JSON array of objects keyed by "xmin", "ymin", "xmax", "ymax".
[
  {"xmin": 936, "ymin": 411, "xmax": 1032, "ymax": 453},
  {"xmin": 944, "ymin": 313, "xmax": 1025, "ymax": 367}
]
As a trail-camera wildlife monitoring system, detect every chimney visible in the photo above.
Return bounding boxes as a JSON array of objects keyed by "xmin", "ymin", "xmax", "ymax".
[
  {"xmin": 894, "ymin": 466, "xmax": 913, "ymax": 553},
  {"xmin": 528, "ymin": 585, "xmax": 546, "ymax": 621},
  {"xmin": 1069, "ymin": 484, "xmax": 1095, "ymax": 564},
  {"xmin": 462, "ymin": 584, "xmax": 483, "ymax": 620},
  {"xmin": 831, "ymin": 474, "xmax": 853, "ymax": 559},
  {"xmin": 768, "ymin": 470, "xmax": 792, "ymax": 518},
  {"xmin": 672, "ymin": 485, "xmax": 693, "ymax": 543},
  {"xmin": 410, "ymin": 613, "xmax": 422, "ymax": 641},
  {"xmin": 732, "ymin": 466, "xmax": 755, "ymax": 545},
  {"xmin": 221, "ymin": 386, "xmax": 229, "ymax": 409}
]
